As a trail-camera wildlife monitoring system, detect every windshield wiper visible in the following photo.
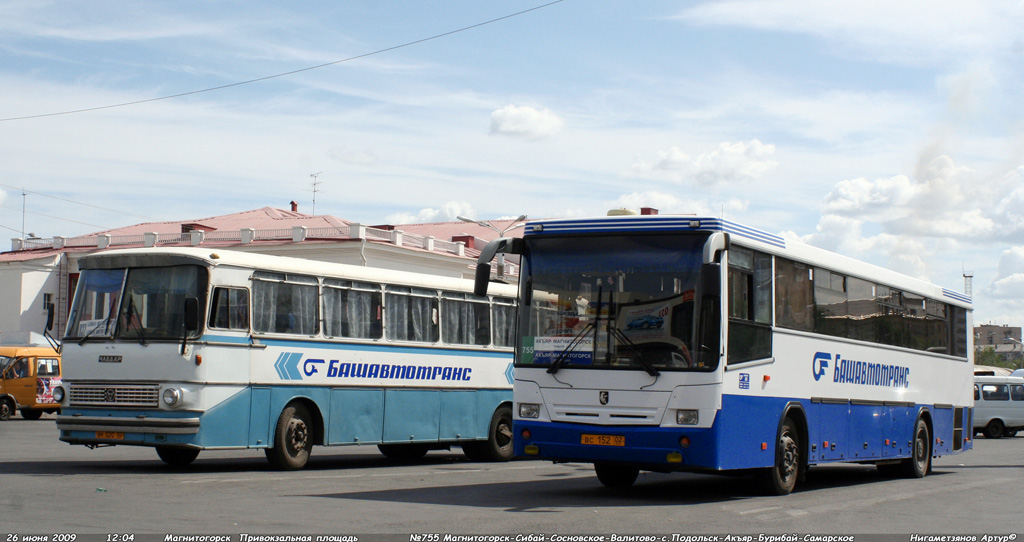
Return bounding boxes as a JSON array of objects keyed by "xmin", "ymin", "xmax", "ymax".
[
  {"xmin": 546, "ymin": 321, "xmax": 596, "ymax": 375},
  {"xmin": 606, "ymin": 326, "xmax": 660, "ymax": 377},
  {"xmin": 124, "ymin": 296, "xmax": 147, "ymax": 346}
]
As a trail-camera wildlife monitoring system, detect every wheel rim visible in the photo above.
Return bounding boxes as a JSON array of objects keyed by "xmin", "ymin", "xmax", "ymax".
[
  {"xmin": 496, "ymin": 418, "xmax": 513, "ymax": 451},
  {"xmin": 287, "ymin": 418, "xmax": 309, "ymax": 456},
  {"xmin": 779, "ymin": 430, "xmax": 798, "ymax": 484},
  {"xmin": 914, "ymin": 424, "xmax": 928, "ymax": 470}
]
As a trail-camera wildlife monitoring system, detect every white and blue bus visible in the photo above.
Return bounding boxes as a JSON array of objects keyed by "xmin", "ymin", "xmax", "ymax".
[
  {"xmin": 474, "ymin": 213, "xmax": 973, "ymax": 494},
  {"xmin": 54, "ymin": 247, "xmax": 517, "ymax": 470}
]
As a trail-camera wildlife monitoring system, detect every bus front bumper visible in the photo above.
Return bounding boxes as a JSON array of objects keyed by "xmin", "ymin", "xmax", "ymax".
[
  {"xmin": 513, "ymin": 419, "xmax": 720, "ymax": 470},
  {"xmin": 57, "ymin": 409, "xmax": 200, "ymax": 447}
]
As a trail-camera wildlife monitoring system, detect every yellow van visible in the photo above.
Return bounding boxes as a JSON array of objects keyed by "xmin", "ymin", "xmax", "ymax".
[{"xmin": 0, "ymin": 345, "xmax": 62, "ymax": 420}]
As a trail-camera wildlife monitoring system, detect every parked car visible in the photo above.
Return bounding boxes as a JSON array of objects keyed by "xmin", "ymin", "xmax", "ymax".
[
  {"xmin": 973, "ymin": 375, "xmax": 1024, "ymax": 438},
  {"xmin": 0, "ymin": 345, "xmax": 62, "ymax": 420}
]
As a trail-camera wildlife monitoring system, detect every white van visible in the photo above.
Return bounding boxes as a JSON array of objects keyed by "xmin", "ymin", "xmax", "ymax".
[{"xmin": 973, "ymin": 375, "xmax": 1024, "ymax": 438}]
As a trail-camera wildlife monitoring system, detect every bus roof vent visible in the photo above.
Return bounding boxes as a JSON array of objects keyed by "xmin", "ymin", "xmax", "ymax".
[{"xmin": 607, "ymin": 208, "xmax": 639, "ymax": 216}]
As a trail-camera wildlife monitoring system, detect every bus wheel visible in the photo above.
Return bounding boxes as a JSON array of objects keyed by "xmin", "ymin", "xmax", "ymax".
[
  {"xmin": 764, "ymin": 417, "xmax": 800, "ymax": 495},
  {"xmin": 266, "ymin": 403, "xmax": 313, "ymax": 470},
  {"xmin": 984, "ymin": 419, "xmax": 1005, "ymax": 439},
  {"xmin": 157, "ymin": 447, "xmax": 200, "ymax": 467},
  {"xmin": 20, "ymin": 409, "xmax": 43, "ymax": 420},
  {"xmin": 377, "ymin": 443, "xmax": 429, "ymax": 461},
  {"xmin": 0, "ymin": 398, "xmax": 13, "ymax": 421},
  {"xmin": 901, "ymin": 418, "xmax": 931, "ymax": 478},
  {"xmin": 462, "ymin": 406, "xmax": 514, "ymax": 462},
  {"xmin": 595, "ymin": 463, "xmax": 639, "ymax": 488}
]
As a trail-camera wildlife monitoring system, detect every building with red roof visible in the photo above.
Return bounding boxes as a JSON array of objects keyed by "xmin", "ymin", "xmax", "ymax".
[{"xmin": 0, "ymin": 204, "xmax": 526, "ymax": 341}]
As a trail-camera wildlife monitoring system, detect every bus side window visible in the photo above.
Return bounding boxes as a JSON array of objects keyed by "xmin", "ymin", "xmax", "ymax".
[
  {"xmin": 385, "ymin": 286, "xmax": 439, "ymax": 343},
  {"xmin": 775, "ymin": 258, "xmax": 813, "ymax": 332},
  {"xmin": 323, "ymin": 280, "xmax": 383, "ymax": 340},
  {"xmin": 441, "ymin": 292, "xmax": 491, "ymax": 346},
  {"xmin": 492, "ymin": 298, "xmax": 517, "ymax": 348},
  {"xmin": 210, "ymin": 287, "xmax": 250, "ymax": 331},
  {"xmin": 252, "ymin": 272, "xmax": 319, "ymax": 336}
]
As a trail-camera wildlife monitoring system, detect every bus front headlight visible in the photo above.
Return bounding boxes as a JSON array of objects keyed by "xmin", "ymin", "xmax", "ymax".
[
  {"xmin": 519, "ymin": 403, "xmax": 540, "ymax": 419},
  {"xmin": 52, "ymin": 385, "xmax": 65, "ymax": 404},
  {"xmin": 162, "ymin": 387, "xmax": 183, "ymax": 407},
  {"xmin": 676, "ymin": 409, "xmax": 699, "ymax": 425}
]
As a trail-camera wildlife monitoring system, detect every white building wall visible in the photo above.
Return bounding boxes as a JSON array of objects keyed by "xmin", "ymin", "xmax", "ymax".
[
  {"xmin": 0, "ymin": 256, "xmax": 59, "ymax": 340},
  {"xmin": 20, "ymin": 265, "xmax": 58, "ymax": 335},
  {"xmin": 0, "ymin": 267, "xmax": 25, "ymax": 335}
]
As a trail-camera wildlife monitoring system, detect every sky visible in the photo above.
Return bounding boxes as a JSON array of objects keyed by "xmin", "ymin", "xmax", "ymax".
[{"xmin": 1, "ymin": 1, "xmax": 1023, "ymax": 328}]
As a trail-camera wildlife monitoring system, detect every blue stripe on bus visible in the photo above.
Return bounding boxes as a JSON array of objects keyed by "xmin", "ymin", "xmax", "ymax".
[
  {"xmin": 525, "ymin": 217, "xmax": 786, "ymax": 248},
  {"xmin": 61, "ymin": 384, "xmax": 512, "ymax": 450},
  {"xmin": 942, "ymin": 288, "xmax": 972, "ymax": 304},
  {"xmin": 514, "ymin": 394, "xmax": 968, "ymax": 470},
  {"xmin": 202, "ymin": 334, "xmax": 513, "ymax": 359}
]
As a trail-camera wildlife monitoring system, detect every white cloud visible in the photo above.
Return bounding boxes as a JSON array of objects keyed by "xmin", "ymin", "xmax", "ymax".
[
  {"xmin": 629, "ymin": 139, "xmax": 777, "ymax": 186},
  {"xmin": 489, "ymin": 105, "xmax": 564, "ymax": 140},
  {"xmin": 992, "ymin": 247, "xmax": 1024, "ymax": 297},
  {"xmin": 674, "ymin": 0, "xmax": 1022, "ymax": 67},
  {"xmin": 384, "ymin": 201, "xmax": 475, "ymax": 225},
  {"xmin": 815, "ymin": 154, "xmax": 999, "ymax": 242}
]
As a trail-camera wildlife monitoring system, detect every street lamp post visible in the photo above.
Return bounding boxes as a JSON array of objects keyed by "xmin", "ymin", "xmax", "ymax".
[
  {"xmin": 1005, "ymin": 337, "xmax": 1024, "ymax": 370},
  {"xmin": 457, "ymin": 215, "xmax": 527, "ymax": 279}
]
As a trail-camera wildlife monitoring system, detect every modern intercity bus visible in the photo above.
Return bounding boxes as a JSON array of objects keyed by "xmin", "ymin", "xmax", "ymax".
[
  {"xmin": 474, "ymin": 213, "xmax": 973, "ymax": 494},
  {"xmin": 55, "ymin": 247, "xmax": 517, "ymax": 470}
]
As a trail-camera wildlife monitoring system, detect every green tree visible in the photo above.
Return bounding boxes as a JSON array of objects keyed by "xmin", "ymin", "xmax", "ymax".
[{"xmin": 975, "ymin": 347, "xmax": 1020, "ymax": 371}]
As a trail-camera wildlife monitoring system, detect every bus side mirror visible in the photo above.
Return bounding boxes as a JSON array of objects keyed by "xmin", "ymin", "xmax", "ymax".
[
  {"xmin": 695, "ymin": 263, "xmax": 722, "ymax": 365},
  {"xmin": 183, "ymin": 297, "xmax": 199, "ymax": 332},
  {"xmin": 473, "ymin": 237, "xmax": 524, "ymax": 296},
  {"xmin": 45, "ymin": 303, "xmax": 55, "ymax": 331},
  {"xmin": 474, "ymin": 264, "xmax": 492, "ymax": 297}
]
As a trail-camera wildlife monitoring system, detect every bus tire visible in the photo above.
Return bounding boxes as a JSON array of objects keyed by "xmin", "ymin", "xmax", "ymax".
[
  {"xmin": 763, "ymin": 417, "xmax": 800, "ymax": 495},
  {"xmin": 20, "ymin": 409, "xmax": 43, "ymax": 420},
  {"xmin": 462, "ymin": 405, "xmax": 514, "ymax": 462},
  {"xmin": 0, "ymin": 398, "xmax": 13, "ymax": 421},
  {"xmin": 984, "ymin": 419, "xmax": 1005, "ymax": 439},
  {"xmin": 594, "ymin": 463, "xmax": 639, "ymax": 488},
  {"xmin": 901, "ymin": 417, "xmax": 931, "ymax": 478},
  {"xmin": 265, "ymin": 403, "xmax": 313, "ymax": 470},
  {"xmin": 377, "ymin": 443, "xmax": 429, "ymax": 461},
  {"xmin": 157, "ymin": 447, "xmax": 200, "ymax": 466}
]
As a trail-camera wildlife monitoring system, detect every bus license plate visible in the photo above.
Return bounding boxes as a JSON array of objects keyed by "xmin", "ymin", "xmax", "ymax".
[
  {"xmin": 581, "ymin": 433, "xmax": 625, "ymax": 447},
  {"xmin": 96, "ymin": 431, "xmax": 124, "ymax": 440}
]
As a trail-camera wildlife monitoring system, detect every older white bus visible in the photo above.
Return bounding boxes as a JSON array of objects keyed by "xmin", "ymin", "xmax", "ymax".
[
  {"xmin": 475, "ymin": 214, "xmax": 973, "ymax": 494},
  {"xmin": 55, "ymin": 248, "xmax": 517, "ymax": 469}
]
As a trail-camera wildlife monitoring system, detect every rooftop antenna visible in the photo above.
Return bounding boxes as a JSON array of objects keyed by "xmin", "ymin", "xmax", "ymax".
[
  {"xmin": 963, "ymin": 265, "xmax": 973, "ymax": 298},
  {"xmin": 21, "ymin": 188, "xmax": 26, "ymax": 239},
  {"xmin": 310, "ymin": 172, "xmax": 322, "ymax": 216}
]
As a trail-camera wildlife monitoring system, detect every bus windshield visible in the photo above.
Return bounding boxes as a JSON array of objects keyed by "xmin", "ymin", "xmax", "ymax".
[
  {"xmin": 67, "ymin": 265, "xmax": 206, "ymax": 341},
  {"xmin": 519, "ymin": 233, "xmax": 711, "ymax": 372}
]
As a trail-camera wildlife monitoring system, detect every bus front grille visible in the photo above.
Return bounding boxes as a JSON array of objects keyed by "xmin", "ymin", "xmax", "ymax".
[{"xmin": 69, "ymin": 384, "xmax": 160, "ymax": 408}]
